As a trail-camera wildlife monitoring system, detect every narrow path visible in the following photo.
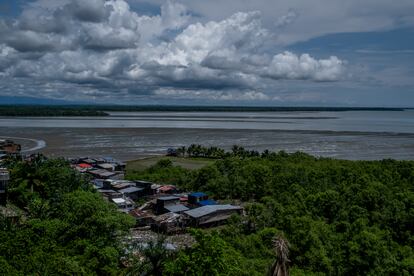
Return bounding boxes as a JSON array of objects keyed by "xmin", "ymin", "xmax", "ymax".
[{"xmin": 0, "ymin": 136, "xmax": 46, "ymax": 152}]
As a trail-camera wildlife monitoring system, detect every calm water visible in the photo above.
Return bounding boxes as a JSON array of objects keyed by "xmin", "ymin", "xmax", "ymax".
[
  {"xmin": 0, "ymin": 110, "xmax": 413, "ymax": 160},
  {"xmin": 0, "ymin": 110, "xmax": 414, "ymax": 133}
]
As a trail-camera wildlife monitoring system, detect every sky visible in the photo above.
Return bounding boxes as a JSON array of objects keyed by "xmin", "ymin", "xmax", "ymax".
[{"xmin": 0, "ymin": 0, "xmax": 413, "ymax": 106}]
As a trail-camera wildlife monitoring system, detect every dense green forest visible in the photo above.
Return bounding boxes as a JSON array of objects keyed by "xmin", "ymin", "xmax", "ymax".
[
  {"xmin": 127, "ymin": 149, "xmax": 414, "ymax": 275},
  {"xmin": 1, "ymin": 149, "xmax": 413, "ymax": 275},
  {"xmin": 0, "ymin": 156, "xmax": 134, "ymax": 275}
]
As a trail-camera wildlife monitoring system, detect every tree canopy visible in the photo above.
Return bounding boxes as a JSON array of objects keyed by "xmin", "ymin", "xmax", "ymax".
[
  {"xmin": 128, "ymin": 150, "xmax": 414, "ymax": 275},
  {"xmin": 0, "ymin": 156, "xmax": 134, "ymax": 275}
]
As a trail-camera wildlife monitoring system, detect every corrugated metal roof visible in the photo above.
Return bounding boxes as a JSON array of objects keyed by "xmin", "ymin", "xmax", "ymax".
[
  {"xmin": 97, "ymin": 189, "xmax": 117, "ymax": 193},
  {"xmin": 165, "ymin": 204, "xmax": 189, "ymax": 213},
  {"xmin": 83, "ymin": 158, "xmax": 96, "ymax": 164},
  {"xmin": 118, "ymin": 186, "xmax": 144, "ymax": 194},
  {"xmin": 112, "ymin": 198, "xmax": 126, "ymax": 204},
  {"xmin": 98, "ymin": 163, "xmax": 115, "ymax": 169},
  {"xmin": 112, "ymin": 183, "xmax": 135, "ymax": 190},
  {"xmin": 184, "ymin": 205, "xmax": 242, "ymax": 218},
  {"xmin": 158, "ymin": 196, "xmax": 180, "ymax": 201},
  {"xmin": 88, "ymin": 169, "xmax": 116, "ymax": 177}
]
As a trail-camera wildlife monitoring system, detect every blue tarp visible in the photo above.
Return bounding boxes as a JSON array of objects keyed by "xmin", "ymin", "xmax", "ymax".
[
  {"xmin": 189, "ymin": 192, "xmax": 207, "ymax": 198},
  {"xmin": 198, "ymin": 199, "xmax": 217, "ymax": 206}
]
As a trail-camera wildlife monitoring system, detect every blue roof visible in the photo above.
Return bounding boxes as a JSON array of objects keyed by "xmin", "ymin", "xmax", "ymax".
[
  {"xmin": 198, "ymin": 199, "xmax": 217, "ymax": 206},
  {"xmin": 189, "ymin": 192, "xmax": 207, "ymax": 198}
]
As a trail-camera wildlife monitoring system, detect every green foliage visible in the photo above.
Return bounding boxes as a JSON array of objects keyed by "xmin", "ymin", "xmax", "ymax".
[
  {"xmin": 3, "ymin": 149, "xmax": 413, "ymax": 275},
  {"xmin": 127, "ymin": 159, "xmax": 191, "ymax": 185},
  {"xmin": 124, "ymin": 235, "xmax": 172, "ymax": 276},
  {"xmin": 0, "ymin": 157, "xmax": 135, "ymax": 275},
  {"xmin": 7, "ymin": 156, "xmax": 92, "ymax": 208},
  {"xmin": 131, "ymin": 149, "xmax": 414, "ymax": 275},
  {"xmin": 164, "ymin": 230, "xmax": 243, "ymax": 276}
]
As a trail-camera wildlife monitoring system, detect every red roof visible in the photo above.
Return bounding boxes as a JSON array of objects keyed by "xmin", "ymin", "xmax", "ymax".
[
  {"xmin": 159, "ymin": 185, "xmax": 176, "ymax": 192},
  {"xmin": 78, "ymin": 163, "xmax": 93, "ymax": 168}
]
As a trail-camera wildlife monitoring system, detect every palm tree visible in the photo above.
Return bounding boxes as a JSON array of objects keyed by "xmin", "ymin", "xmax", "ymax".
[
  {"xmin": 269, "ymin": 235, "xmax": 290, "ymax": 276},
  {"xmin": 126, "ymin": 235, "xmax": 171, "ymax": 276},
  {"xmin": 187, "ymin": 144, "xmax": 196, "ymax": 157},
  {"xmin": 26, "ymin": 154, "xmax": 45, "ymax": 193},
  {"xmin": 178, "ymin": 146, "xmax": 186, "ymax": 157}
]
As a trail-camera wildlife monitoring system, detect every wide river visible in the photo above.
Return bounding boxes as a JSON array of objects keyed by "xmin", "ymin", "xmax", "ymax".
[{"xmin": 0, "ymin": 110, "xmax": 413, "ymax": 160}]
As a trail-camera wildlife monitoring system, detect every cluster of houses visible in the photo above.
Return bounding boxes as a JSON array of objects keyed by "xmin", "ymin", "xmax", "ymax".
[
  {"xmin": 0, "ymin": 150, "xmax": 244, "ymax": 234},
  {"xmin": 70, "ymin": 157, "xmax": 126, "ymax": 179},
  {"xmin": 135, "ymin": 192, "xmax": 243, "ymax": 233},
  {"xmin": 73, "ymin": 156, "xmax": 244, "ymax": 233}
]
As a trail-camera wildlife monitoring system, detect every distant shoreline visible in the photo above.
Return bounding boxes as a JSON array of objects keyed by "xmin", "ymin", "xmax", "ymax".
[{"xmin": 0, "ymin": 105, "xmax": 407, "ymax": 116}]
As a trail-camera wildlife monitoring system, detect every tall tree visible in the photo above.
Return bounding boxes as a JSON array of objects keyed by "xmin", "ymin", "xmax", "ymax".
[{"xmin": 269, "ymin": 235, "xmax": 290, "ymax": 276}]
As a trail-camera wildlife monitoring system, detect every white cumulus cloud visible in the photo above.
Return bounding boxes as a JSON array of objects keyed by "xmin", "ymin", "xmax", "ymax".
[{"xmin": 0, "ymin": 0, "xmax": 346, "ymax": 103}]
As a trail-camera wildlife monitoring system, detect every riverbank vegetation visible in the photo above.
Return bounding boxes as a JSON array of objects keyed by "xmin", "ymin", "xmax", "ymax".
[
  {"xmin": 1, "ymin": 147, "xmax": 413, "ymax": 275},
  {"xmin": 0, "ymin": 105, "xmax": 404, "ymax": 117},
  {"xmin": 0, "ymin": 106, "xmax": 108, "ymax": 116},
  {"xmin": 126, "ymin": 156, "xmax": 214, "ymax": 172},
  {"xmin": 0, "ymin": 156, "xmax": 134, "ymax": 275},
  {"xmin": 127, "ymin": 148, "xmax": 414, "ymax": 275}
]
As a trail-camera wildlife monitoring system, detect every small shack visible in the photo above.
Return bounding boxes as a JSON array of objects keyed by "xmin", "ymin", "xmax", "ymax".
[
  {"xmin": 111, "ymin": 197, "xmax": 135, "ymax": 212},
  {"xmin": 94, "ymin": 158, "xmax": 106, "ymax": 164},
  {"xmin": 135, "ymin": 180, "xmax": 156, "ymax": 196},
  {"xmin": 164, "ymin": 204, "xmax": 189, "ymax": 214},
  {"xmin": 155, "ymin": 196, "xmax": 180, "ymax": 214},
  {"xmin": 118, "ymin": 186, "xmax": 144, "ymax": 201},
  {"xmin": 184, "ymin": 204, "xmax": 243, "ymax": 227},
  {"xmin": 151, "ymin": 212, "xmax": 183, "ymax": 233},
  {"xmin": 129, "ymin": 209, "xmax": 154, "ymax": 227},
  {"xmin": 88, "ymin": 169, "xmax": 117, "ymax": 179},
  {"xmin": 81, "ymin": 158, "xmax": 97, "ymax": 165},
  {"xmin": 97, "ymin": 163, "xmax": 115, "ymax": 171},
  {"xmin": 97, "ymin": 189, "xmax": 122, "ymax": 200},
  {"xmin": 111, "ymin": 180, "xmax": 136, "ymax": 191},
  {"xmin": 77, "ymin": 163, "xmax": 93, "ymax": 170}
]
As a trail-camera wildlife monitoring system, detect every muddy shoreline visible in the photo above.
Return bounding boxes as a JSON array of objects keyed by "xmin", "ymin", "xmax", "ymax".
[{"xmin": 1, "ymin": 127, "xmax": 413, "ymax": 161}]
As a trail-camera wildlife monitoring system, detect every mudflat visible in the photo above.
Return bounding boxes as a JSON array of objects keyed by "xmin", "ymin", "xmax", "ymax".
[{"xmin": 1, "ymin": 127, "xmax": 413, "ymax": 161}]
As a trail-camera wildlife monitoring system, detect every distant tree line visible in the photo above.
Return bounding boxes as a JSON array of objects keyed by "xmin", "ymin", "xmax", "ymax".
[
  {"xmin": 174, "ymin": 144, "xmax": 261, "ymax": 159},
  {"xmin": 0, "ymin": 106, "xmax": 108, "ymax": 116},
  {"xmin": 0, "ymin": 104, "xmax": 405, "ymax": 116},
  {"xmin": 83, "ymin": 105, "xmax": 405, "ymax": 112}
]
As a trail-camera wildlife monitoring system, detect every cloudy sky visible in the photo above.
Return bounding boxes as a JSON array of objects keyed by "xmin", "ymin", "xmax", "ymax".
[{"xmin": 0, "ymin": 0, "xmax": 413, "ymax": 106}]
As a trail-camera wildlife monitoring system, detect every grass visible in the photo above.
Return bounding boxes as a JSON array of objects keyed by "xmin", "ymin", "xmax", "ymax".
[{"xmin": 126, "ymin": 156, "xmax": 215, "ymax": 172}]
